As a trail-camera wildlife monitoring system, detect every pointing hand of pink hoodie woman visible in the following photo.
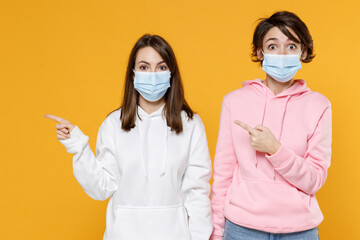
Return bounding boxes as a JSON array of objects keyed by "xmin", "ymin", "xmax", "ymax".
[
  {"xmin": 44, "ymin": 114, "xmax": 75, "ymax": 140},
  {"xmin": 234, "ymin": 120, "xmax": 281, "ymax": 155}
]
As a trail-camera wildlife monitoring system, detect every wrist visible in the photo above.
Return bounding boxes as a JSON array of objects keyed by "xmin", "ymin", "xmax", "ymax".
[{"xmin": 268, "ymin": 141, "xmax": 281, "ymax": 155}]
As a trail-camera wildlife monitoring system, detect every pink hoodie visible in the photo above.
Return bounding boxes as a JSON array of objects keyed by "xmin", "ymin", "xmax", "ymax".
[{"xmin": 210, "ymin": 79, "xmax": 332, "ymax": 239}]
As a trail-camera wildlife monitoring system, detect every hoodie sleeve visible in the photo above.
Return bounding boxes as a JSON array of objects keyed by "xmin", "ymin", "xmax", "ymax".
[
  {"xmin": 181, "ymin": 115, "xmax": 213, "ymax": 240},
  {"xmin": 59, "ymin": 117, "xmax": 119, "ymax": 200},
  {"xmin": 266, "ymin": 104, "xmax": 332, "ymax": 195},
  {"xmin": 210, "ymin": 98, "xmax": 238, "ymax": 240}
]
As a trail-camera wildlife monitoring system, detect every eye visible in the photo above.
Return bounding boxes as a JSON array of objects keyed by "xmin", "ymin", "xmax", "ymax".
[
  {"xmin": 289, "ymin": 44, "xmax": 297, "ymax": 50},
  {"xmin": 268, "ymin": 44, "xmax": 276, "ymax": 50},
  {"xmin": 139, "ymin": 65, "xmax": 148, "ymax": 70},
  {"xmin": 158, "ymin": 65, "xmax": 168, "ymax": 71}
]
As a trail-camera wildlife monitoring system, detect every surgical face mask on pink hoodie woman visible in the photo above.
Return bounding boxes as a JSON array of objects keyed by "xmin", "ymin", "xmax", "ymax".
[{"xmin": 262, "ymin": 53, "xmax": 302, "ymax": 82}]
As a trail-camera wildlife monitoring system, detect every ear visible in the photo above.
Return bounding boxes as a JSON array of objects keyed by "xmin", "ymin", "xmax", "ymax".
[
  {"xmin": 256, "ymin": 48, "xmax": 264, "ymax": 61},
  {"xmin": 301, "ymin": 47, "xmax": 308, "ymax": 61}
]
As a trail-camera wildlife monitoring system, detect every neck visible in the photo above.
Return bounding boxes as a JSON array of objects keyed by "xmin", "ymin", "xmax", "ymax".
[
  {"xmin": 263, "ymin": 75, "xmax": 295, "ymax": 96},
  {"xmin": 138, "ymin": 96, "xmax": 165, "ymax": 114}
]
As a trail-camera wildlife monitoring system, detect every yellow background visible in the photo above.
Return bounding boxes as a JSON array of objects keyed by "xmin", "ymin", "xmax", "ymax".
[{"xmin": 1, "ymin": 0, "xmax": 359, "ymax": 239}]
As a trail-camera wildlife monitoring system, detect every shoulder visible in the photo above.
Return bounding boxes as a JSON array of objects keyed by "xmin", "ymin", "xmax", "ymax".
[
  {"xmin": 222, "ymin": 86, "xmax": 254, "ymax": 106},
  {"xmin": 303, "ymin": 91, "xmax": 331, "ymax": 111},
  {"xmin": 307, "ymin": 91, "xmax": 331, "ymax": 106},
  {"xmin": 181, "ymin": 111, "xmax": 206, "ymax": 133},
  {"xmin": 107, "ymin": 108, "xmax": 121, "ymax": 121},
  {"xmin": 181, "ymin": 111, "xmax": 203, "ymax": 124},
  {"xmin": 223, "ymin": 88, "xmax": 245, "ymax": 101},
  {"xmin": 100, "ymin": 108, "xmax": 121, "ymax": 130}
]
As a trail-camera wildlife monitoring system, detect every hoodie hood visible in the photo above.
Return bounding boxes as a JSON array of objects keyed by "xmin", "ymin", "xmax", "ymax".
[
  {"xmin": 242, "ymin": 79, "xmax": 310, "ymax": 98},
  {"xmin": 242, "ymin": 79, "xmax": 311, "ymax": 178},
  {"xmin": 137, "ymin": 103, "xmax": 166, "ymax": 118},
  {"xmin": 242, "ymin": 79, "xmax": 310, "ymax": 128},
  {"xmin": 136, "ymin": 104, "xmax": 168, "ymax": 181}
]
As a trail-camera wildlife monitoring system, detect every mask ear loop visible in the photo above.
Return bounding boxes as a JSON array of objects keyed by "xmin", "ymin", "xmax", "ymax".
[
  {"xmin": 132, "ymin": 69, "xmax": 136, "ymax": 81},
  {"xmin": 299, "ymin": 46, "xmax": 305, "ymax": 61},
  {"xmin": 259, "ymin": 49, "xmax": 265, "ymax": 62}
]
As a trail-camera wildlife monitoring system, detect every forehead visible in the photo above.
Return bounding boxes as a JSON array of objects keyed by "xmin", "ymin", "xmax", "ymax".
[
  {"xmin": 135, "ymin": 47, "xmax": 164, "ymax": 63},
  {"xmin": 263, "ymin": 26, "xmax": 300, "ymax": 42}
]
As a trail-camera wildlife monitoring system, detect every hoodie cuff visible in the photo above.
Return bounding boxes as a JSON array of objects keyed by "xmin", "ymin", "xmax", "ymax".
[
  {"xmin": 265, "ymin": 143, "xmax": 294, "ymax": 168},
  {"xmin": 58, "ymin": 125, "xmax": 89, "ymax": 154}
]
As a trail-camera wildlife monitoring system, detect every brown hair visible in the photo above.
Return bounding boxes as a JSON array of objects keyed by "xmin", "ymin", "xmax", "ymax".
[
  {"xmin": 110, "ymin": 34, "xmax": 194, "ymax": 134},
  {"xmin": 251, "ymin": 11, "xmax": 315, "ymax": 63}
]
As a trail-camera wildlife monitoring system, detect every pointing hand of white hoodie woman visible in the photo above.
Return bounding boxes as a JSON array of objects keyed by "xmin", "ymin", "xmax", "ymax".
[
  {"xmin": 44, "ymin": 114, "xmax": 75, "ymax": 140},
  {"xmin": 234, "ymin": 120, "xmax": 281, "ymax": 155}
]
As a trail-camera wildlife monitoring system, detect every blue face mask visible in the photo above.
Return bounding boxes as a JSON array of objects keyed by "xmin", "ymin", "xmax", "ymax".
[
  {"xmin": 262, "ymin": 53, "xmax": 302, "ymax": 82},
  {"xmin": 133, "ymin": 71, "xmax": 171, "ymax": 102}
]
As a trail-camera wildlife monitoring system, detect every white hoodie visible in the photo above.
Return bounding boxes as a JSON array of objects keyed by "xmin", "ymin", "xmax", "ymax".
[{"xmin": 59, "ymin": 104, "xmax": 213, "ymax": 240}]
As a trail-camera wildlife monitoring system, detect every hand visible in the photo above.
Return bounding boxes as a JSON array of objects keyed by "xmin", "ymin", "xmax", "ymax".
[
  {"xmin": 44, "ymin": 114, "xmax": 75, "ymax": 140},
  {"xmin": 234, "ymin": 120, "xmax": 281, "ymax": 155}
]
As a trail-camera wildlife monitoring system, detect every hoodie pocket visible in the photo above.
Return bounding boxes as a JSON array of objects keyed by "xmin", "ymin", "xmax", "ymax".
[
  {"xmin": 109, "ymin": 205, "xmax": 191, "ymax": 240},
  {"xmin": 228, "ymin": 178, "xmax": 310, "ymax": 229}
]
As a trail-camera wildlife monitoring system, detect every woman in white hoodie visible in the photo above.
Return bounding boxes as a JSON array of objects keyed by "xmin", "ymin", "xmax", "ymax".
[{"xmin": 45, "ymin": 34, "xmax": 213, "ymax": 240}]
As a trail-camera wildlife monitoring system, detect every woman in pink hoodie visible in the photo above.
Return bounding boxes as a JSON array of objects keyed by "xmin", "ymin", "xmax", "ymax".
[{"xmin": 210, "ymin": 11, "xmax": 332, "ymax": 240}]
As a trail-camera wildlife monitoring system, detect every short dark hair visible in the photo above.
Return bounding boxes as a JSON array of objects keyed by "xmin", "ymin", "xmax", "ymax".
[
  {"xmin": 251, "ymin": 11, "xmax": 315, "ymax": 63},
  {"xmin": 109, "ymin": 34, "xmax": 194, "ymax": 134}
]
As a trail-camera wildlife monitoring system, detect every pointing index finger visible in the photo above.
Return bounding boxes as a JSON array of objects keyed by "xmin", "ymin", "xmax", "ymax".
[
  {"xmin": 44, "ymin": 114, "xmax": 68, "ymax": 123},
  {"xmin": 234, "ymin": 120, "xmax": 256, "ymax": 135}
]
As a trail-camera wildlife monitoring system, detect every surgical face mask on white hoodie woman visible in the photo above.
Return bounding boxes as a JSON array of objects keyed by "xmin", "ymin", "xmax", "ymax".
[
  {"xmin": 132, "ymin": 46, "xmax": 172, "ymax": 102},
  {"xmin": 133, "ymin": 70, "xmax": 171, "ymax": 102}
]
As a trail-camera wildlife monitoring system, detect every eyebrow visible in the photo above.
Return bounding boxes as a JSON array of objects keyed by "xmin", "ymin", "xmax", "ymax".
[
  {"xmin": 137, "ymin": 60, "xmax": 150, "ymax": 65},
  {"xmin": 156, "ymin": 61, "xmax": 166, "ymax": 65},
  {"xmin": 265, "ymin": 38, "xmax": 278, "ymax": 43},
  {"xmin": 265, "ymin": 38, "xmax": 300, "ymax": 44},
  {"xmin": 136, "ymin": 60, "xmax": 166, "ymax": 65}
]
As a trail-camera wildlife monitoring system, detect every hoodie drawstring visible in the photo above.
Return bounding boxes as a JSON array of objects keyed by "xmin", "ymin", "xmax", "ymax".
[
  {"xmin": 160, "ymin": 126, "xmax": 168, "ymax": 176},
  {"xmin": 137, "ymin": 122, "xmax": 149, "ymax": 181},
  {"xmin": 272, "ymin": 95, "xmax": 291, "ymax": 180},
  {"xmin": 136, "ymin": 113, "xmax": 168, "ymax": 181},
  {"xmin": 279, "ymin": 95, "xmax": 291, "ymax": 141},
  {"xmin": 261, "ymin": 88, "xmax": 268, "ymax": 126},
  {"xmin": 255, "ymin": 88, "xmax": 268, "ymax": 169}
]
